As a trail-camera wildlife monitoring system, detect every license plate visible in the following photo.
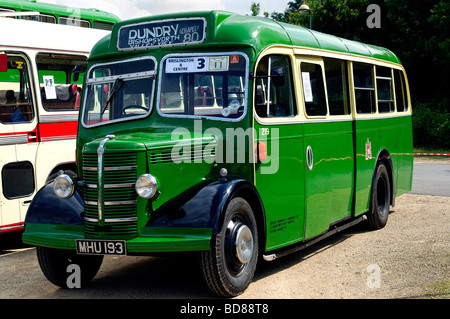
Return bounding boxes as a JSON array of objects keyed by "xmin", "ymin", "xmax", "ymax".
[{"xmin": 76, "ymin": 239, "xmax": 126, "ymax": 255}]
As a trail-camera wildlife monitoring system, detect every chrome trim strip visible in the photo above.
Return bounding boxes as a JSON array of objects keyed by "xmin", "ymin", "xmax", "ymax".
[
  {"xmin": 84, "ymin": 217, "xmax": 137, "ymax": 223},
  {"xmin": 40, "ymin": 135, "xmax": 76, "ymax": 142},
  {"xmin": 105, "ymin": 183, "xmax": 135, "ymax": 189},
  {"xmin": 105, "ymin": 166, "xmax": 137, "ymax": 171},
  {"xmin": 82, "ymin": 165, "xmax": 137, "ymax": 172},
  {"xmin": 104, "ymin": 200, "xmax": 137, "ymax": 206},
  {"xmin": 105, "ymin": 217, "xmax": 137, "ymax": 223},
  {"xmin": 0, "ymin": 134, "xmax": 28, "ymax": 145},
  {"xmin": 97, "ymin": 135, "xmax": 115, "ymax": 222},
  {"xmin": 39, "ymin": 114, "xmax": 78, "ymax": 123},
  {"xmin": 84, "ymin": 200, "xmax": 137, "ymax": 206}
]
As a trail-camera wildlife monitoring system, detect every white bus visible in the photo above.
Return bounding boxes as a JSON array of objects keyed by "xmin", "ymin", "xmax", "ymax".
[{"xmin": 0, "ymin": 18, "xmax": 109, "ymax": 234}]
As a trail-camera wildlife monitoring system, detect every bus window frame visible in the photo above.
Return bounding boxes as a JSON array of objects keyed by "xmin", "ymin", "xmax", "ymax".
[
  {"xmin": 156, "ymin": 51, "xmax": 250, "ymax": 123},
  {"xmin": 82, "ymin": 56, "xmax": 157, "ymax": 129},
  {"xmin": 0, "ymin": 52, "xmax": 35, "ymax": 124},
  {"xmin": 36, "ymin": 52, "xmax": 87, "ymax": 112},
  {"xmin": 59, "ymin": 16, "xmax": 91, "ymax": 28},
  {"xmin": 253, "ymin": 47, "xmax": 302, "ymax": 126}
]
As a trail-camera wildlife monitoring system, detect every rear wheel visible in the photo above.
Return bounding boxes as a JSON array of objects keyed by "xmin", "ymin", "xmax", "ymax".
[
  {"xmin": 367, "ymin": 163, "xmax": 391, "ymax": 229},
  {"xmin": 200, "ymin": 197, "xmax": 259, "ymax": 297},
  {"xmin": 36, "ymin": 246, "xmax": 103, "ymax": 288}
]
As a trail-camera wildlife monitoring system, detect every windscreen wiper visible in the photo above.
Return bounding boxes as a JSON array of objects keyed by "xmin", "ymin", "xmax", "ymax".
[{"xmin": 101, "ymin": 78, "xmax": 124, "ymax": 117}]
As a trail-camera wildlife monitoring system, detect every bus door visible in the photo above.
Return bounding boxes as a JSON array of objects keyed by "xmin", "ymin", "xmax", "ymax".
[
  {"xmin": 253, "ymin": 52, "xmax": 305, "ymax": 251},
  {"xmin": 298, "ymin": 56, "xmax": 354, "ymax": 240},
  {"xmin": 0, "ymin": 53, "xmax": 38, "ymax": 230}
]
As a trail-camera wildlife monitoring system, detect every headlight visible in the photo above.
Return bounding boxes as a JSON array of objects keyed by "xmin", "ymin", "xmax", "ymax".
[
  {"xmin": 135, "ymin": 174, "xmax": 158, "ymax": 199},
  {"xmin": 53, "ymin": 174, "xmax": 75, "ymax": 199}
]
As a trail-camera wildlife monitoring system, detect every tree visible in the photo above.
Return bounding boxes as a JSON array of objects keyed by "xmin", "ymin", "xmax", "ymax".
[{"xmin": 251, "ymin": 2, "xmax": 260, "ymax": 16}]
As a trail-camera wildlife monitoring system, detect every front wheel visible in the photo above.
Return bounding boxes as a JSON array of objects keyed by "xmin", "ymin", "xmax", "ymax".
[
  {"xmin": 367, "ymin": 163, "xmax": 391, "ymax": 230},
  {"xmin": 36, "ymin": 246, "xmax": 103, "ymax": 288},
  {"xmin": 200, "ymin": 197, "xmax": 259, "ymax": 297}
]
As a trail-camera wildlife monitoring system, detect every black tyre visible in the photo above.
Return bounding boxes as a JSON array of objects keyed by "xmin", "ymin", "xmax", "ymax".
[
  {"xmin": 367, "ymin": 163, "xmax": 391, "ymax": 229},
  {"xmin": 36, "ymin": 246, "xmax": 103, "ymax": 288},
  {"xmin": 200, "ymin": 197, "xmax": 259, "ymax": 297}
]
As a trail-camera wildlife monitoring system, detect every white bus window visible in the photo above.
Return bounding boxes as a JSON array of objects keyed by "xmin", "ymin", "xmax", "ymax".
[
  {"xmin": 37, "ymin": 53, "xmax": 87, "ymax": 111},
  {"xmin": 353, "ymin": 62, "xmax": 376, "ymax": 114},
  {"xmin": 0, "ymin": 55, "xmax": 34, "ymax": 123}
]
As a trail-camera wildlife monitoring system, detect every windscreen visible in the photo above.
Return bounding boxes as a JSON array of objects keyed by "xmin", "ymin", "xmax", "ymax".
[
  {"xmin": 82, "ymin": 57, "xmax": 156, "ymax": 127},
  {"xmin": 158, "ymin": 53, "xmax": 248, "ymax": 120}
]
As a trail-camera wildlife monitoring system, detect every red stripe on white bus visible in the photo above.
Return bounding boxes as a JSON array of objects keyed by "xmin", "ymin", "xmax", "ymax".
[
  {"xmin": 38, "ymin": 122, "xmax": 77, "ymax": 142},
  {"xmin": 0, "ymin": 222, "xmax": 24, "ymax": 233}
]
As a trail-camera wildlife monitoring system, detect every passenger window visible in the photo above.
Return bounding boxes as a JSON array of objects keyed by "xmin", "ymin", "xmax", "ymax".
[
  {"xmin": 353, "ymin": 62, "xmax": 376, "ymax": 114},
  {"xmin": 0, "ymin": 54, "xmax": 34, "ymax": 123},
  {"xmin": 255, "ymin": 55, "xmax": 296, "ymax": 118},
  {"xmin": 324, "ymin": 58, "xmax": 350, "ymax": 115},
  {"xmin": 394, "ymin": 69, "xmax": 408, "ymax": 112},
  {"xmin": 37, "ymin": 53, "xmax": 87, "ymax": 111},
  {"xmin": 301, "ymin": 62, "xmax": 327, "ymax": 116},
  {"xmin": 376, "ymin": 66, "xmax": 394, "ymax": 113}
]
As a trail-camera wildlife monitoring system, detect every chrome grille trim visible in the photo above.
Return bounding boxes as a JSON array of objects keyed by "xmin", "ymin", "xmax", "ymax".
[
  {"xmin": 85, "ymin": 183, "xmax": 135, "ymax": 189},
  {"xmin": 84, "ymin": 217, "xmax": 137, "ymax": 223},
  {"xmin": 85, "ymin": 200, "xmax": 137, "ymax": 206}
]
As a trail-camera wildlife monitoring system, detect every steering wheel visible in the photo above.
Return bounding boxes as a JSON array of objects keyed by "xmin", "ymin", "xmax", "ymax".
[{"xmin": 119, "ymin": 105, "xmax": 148, "ymax": 117}]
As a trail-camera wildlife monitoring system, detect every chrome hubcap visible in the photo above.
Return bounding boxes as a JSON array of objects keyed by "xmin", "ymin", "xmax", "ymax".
[{"xmin": 235, "ymin": 224, "xmax": 254, "ymax": 264}]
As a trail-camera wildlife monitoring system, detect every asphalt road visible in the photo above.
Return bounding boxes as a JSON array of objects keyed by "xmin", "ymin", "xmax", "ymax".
[{"xmin": 411, "ymin": 159, "xmax": 450, "ymax": 197}]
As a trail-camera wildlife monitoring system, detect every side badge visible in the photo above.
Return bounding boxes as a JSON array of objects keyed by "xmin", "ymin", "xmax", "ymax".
[{"xmin": 365, "ymin": 138, "xmax": 372, "ymax": 160}]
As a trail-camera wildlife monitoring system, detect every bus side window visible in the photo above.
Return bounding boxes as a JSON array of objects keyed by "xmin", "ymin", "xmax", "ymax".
[
  {"xmin": 0, "ymin": 55, "xmax": 34, "ymax": 123},
  {"xmin": 376, "ymin": 66, "xmax": 394, "ymax": 113},
  {"xmin": 301, "ymin": 62, "xmax": 327, "ymax": 116},
  {"xmin": 353, "ymin": 62, "xmax": 376, "ymax": 114},
  {"xmin": 324, "ymin": 58, "xmax": 350, "ymax": 115},
  {"xmin": 255, "ymin": 55, "xmax": 296, "ymax": 118},
  {"xmin": 394, "ymin": 69, "xmax": 408, "ymax": 112}
]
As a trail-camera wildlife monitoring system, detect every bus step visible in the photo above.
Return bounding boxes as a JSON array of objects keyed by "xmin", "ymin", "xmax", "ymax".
[{"xmin": 263, "ymin": 215, "xmax": 367, "ymax": 261}]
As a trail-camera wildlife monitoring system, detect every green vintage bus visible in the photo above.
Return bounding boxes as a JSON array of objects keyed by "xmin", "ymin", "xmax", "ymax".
[
  {"xmin": 23, "ymin": 11, "xmax": 413, "ymax": 297},
  {"xmin": 0, "ymin": 0, "xmax": 119, "ymax": 30}
]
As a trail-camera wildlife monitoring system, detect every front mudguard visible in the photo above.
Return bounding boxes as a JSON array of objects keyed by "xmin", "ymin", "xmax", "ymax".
[
  {"xmin": 24, "ymin": 182, "xmax": 84, "ymax": 226},
  {"xmin": 148, "ymin": 177, "xmax": 263, "ymax": 236}
]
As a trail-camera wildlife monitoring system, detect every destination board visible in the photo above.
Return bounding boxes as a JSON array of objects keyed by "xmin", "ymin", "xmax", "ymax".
[{"xmin": 117, "ymin": 18, "xmax": 206, "ymax": 51}]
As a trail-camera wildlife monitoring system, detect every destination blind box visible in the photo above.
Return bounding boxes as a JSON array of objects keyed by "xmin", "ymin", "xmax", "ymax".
[{"xmin": 117, "ymin": 17, "xmax": 206, "ymax": 51}]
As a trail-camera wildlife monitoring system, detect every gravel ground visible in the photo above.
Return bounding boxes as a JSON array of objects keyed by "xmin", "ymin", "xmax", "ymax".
[{"xmin": 239, "ymin": 193, "xmax": 449, "ymax": 299}]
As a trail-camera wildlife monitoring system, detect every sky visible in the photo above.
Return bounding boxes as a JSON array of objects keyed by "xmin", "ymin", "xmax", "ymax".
[{"xmin": 42, "ymin": 0, "xmax": 290, "ymax": 20}]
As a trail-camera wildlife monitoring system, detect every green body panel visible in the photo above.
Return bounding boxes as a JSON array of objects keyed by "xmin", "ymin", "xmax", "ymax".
[
  {"xmin": 303, "ymin": 120, "xmax": 355, "ymax": 239},
  {"xmin": 353, "ymin": 115, "xmax": 413, "ymax": 215},
  {"xmin": 253, "ymin": 123, "xmax": 305, "ymax": 251},
  {"xmin": 23, "ymin": 223, "xmax": 211, "ymax": 253}
]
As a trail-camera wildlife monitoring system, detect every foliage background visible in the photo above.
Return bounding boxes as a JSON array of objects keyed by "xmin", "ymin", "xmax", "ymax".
[{"xmin": 253, "ymin": 0, "xmax": 449, "ymax": 149}]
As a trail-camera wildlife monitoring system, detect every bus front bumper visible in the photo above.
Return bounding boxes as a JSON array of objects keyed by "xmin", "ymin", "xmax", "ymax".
[{"xmin": 22, "ymin": 223, "xmax": 212, "ymax": 253}]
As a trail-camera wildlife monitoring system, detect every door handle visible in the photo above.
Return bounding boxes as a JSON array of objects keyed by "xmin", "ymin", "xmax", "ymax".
[
  {"xmin": 28, "ymin": 131, "xmax": 37, "ymax": 143},
  {"xmin": 306, "ymin": 145, "xmax": 313, "ymax": 171}
]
